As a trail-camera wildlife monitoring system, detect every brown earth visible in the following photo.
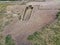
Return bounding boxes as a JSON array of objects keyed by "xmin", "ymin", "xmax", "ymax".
[{"xmin": 2, "ymin": 5, "xmax": 59, "ymax": 45}]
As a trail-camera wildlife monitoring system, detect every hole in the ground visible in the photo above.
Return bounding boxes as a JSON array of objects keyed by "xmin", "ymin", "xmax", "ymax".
[{"xmin": 22, "ymin": 5, "xmax": 33, "ymax": 21}]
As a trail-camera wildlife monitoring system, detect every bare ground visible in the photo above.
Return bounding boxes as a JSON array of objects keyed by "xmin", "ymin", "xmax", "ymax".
[{"xmin": 2, "ymin": 9, "xmax": 59, "ymax": 45}]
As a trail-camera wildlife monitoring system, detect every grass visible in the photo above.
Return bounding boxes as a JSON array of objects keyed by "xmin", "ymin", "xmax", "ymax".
[
  {"xmin": 5, "ymin": 34, "xmax": 15, "ymax": 45},
  {"xmin": 0, "ymin": 4, "xmax": 14, "ymax": 45},
  {"xmin": 0, "ymin": 4, "xmax": 8, "ymax": 13},
  {"xmin": 27, "ymin": 12, "xmax": 60, "ymax": 45},
  {"xmin": 0, "ymin": 4, "xmax": 8, "ymax": 32}
]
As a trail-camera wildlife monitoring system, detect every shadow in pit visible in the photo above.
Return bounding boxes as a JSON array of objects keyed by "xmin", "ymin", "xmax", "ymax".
[{"xmin": 22, "ymin": 5, "xmax": 33, "ymax": 21}]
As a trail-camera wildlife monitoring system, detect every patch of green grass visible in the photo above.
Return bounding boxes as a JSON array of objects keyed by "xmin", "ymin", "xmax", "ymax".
[{"xmin": 5, "ymin": 34, "xmax": 15, "ymax": 45}]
